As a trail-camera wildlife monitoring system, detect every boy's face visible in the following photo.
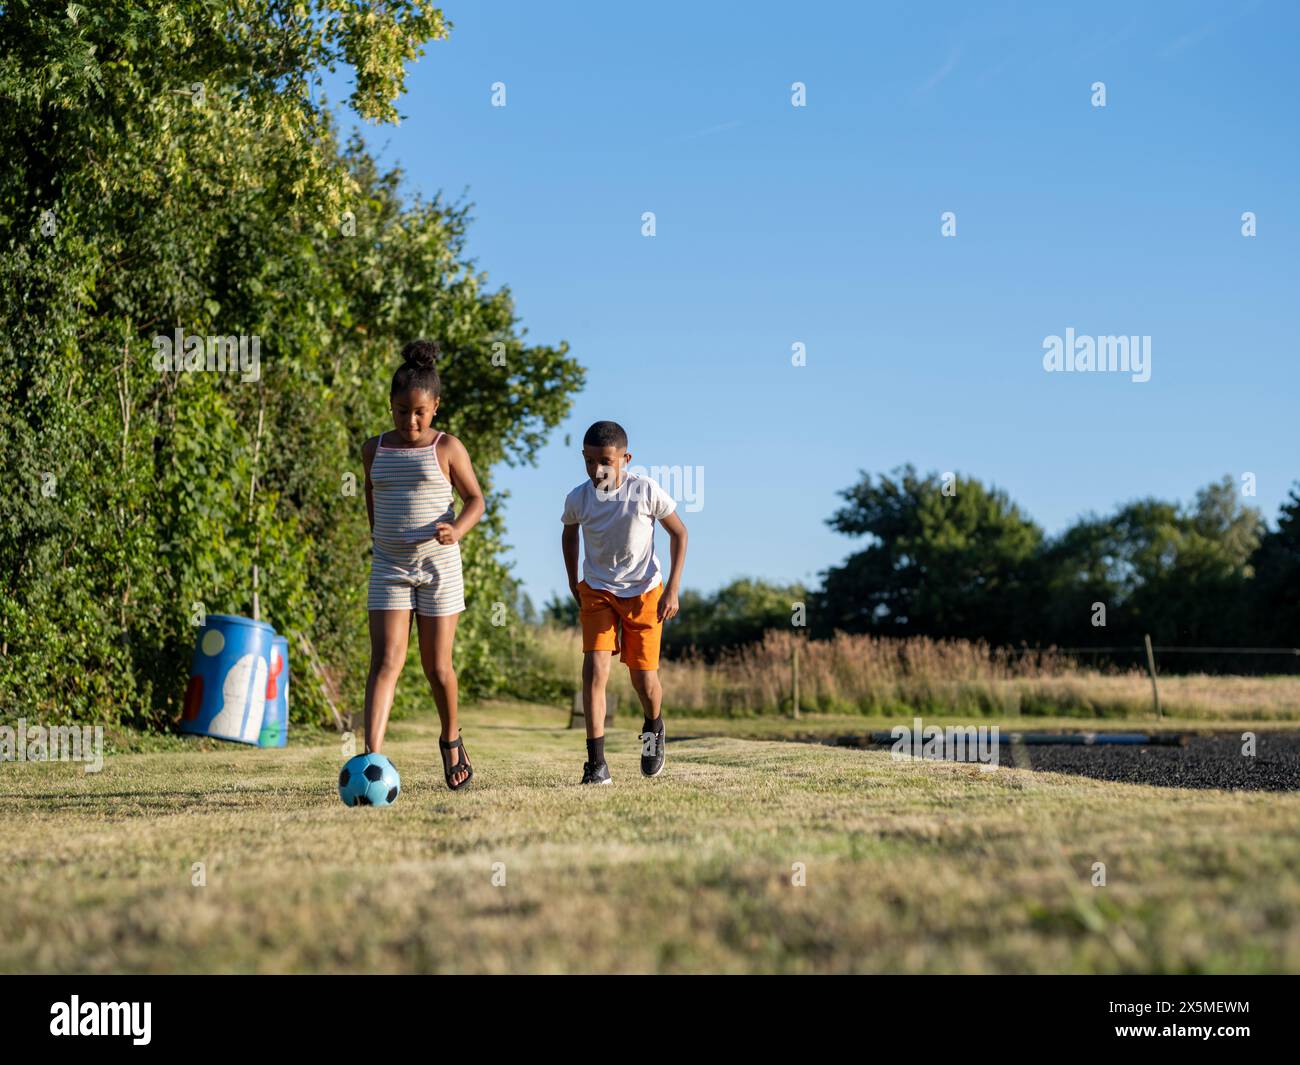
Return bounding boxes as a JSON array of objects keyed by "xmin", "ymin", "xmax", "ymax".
[
  {"xmin": 390, "ymin": 388, "xmax": 439, "ymax": 442},
  {"xmin": 583, "ymin": 444, "xmax": 630, "ymax": 492}
]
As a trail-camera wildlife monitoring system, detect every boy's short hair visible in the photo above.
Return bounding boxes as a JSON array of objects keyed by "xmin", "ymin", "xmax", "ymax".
[{"xmin": 583, "ymin": 420, "xmax": 628, "ymax": 451}]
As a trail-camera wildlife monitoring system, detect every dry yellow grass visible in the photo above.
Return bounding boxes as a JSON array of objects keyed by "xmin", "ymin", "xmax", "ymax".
[{"xmin": 532, "ymin": 625, "xmax": 1300, "ymax": 721}]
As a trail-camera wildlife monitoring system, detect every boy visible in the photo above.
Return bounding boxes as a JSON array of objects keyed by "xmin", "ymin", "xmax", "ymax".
[{"xmin": 561, "ymin": 421, "xmax": 688, "ymax": 784}]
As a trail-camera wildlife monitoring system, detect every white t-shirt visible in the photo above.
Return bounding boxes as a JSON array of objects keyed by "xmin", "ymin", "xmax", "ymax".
[{"xmin": 561, "ymin": 473, "xmax": 677, "ymax": 596}]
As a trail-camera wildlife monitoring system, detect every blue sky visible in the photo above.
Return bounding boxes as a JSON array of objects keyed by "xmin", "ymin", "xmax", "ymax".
[{"xmin": 325, "ymin": 0, "xmax": 1299, "ymax": 609}]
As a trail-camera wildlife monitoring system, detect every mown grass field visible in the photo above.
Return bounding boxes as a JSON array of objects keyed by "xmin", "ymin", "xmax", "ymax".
[{"xmin": 3, "ymin": 698, "xmax": 1298, "ymax": 974}]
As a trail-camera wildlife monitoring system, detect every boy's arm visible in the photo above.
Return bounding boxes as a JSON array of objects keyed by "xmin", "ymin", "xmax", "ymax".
[
  {"xmin": 562, "ymin": 524, "xmax": 581, "ymax": 602},
  {"xmin": 657, "ymin": 511, "xmax": 688, "ymax": 622}
]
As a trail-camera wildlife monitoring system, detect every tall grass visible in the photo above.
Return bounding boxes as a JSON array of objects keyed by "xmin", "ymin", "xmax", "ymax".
[{"xmin": 524, "ymin": 626, "xmax": 1300, "ymax": 721}]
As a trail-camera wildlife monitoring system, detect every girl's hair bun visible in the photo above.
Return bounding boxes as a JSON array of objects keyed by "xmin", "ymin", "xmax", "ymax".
[
  {"xmin": 391, "ymin": 339, "xmax": 443, "ymax": 398},
  {"xmin": 399, "ymin": 339, "xmax": 440, "ymax": 371}
]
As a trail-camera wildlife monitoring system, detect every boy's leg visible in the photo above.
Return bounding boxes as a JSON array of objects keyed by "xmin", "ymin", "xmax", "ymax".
[
  {"xmin": 618, "ymin": 585, "xmax": 667, "ymax": 776},
  {"xmin": 582, "ymin": 650, "xmax": 613, "ymax": 740},
  {"xmin": 629, "ymin": 668, "xmax": 666, "ymax": 776},
  {"xmin": 415, "ymin": 611, "xmax": 467, "ymax": 786},
  {"xmin": 627, "ymin": 669, "xmax": 662, "ymax": 722},
  {"xmin": 577, "ymin": 581, "xmax": 619, "ymax": 772},
  {"xmin": 363, "ymin": 609, "xmax": 412, "ymax": 754}
]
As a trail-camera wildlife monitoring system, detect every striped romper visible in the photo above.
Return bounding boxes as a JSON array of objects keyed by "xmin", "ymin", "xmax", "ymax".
[{"xmin": 367, "ymin": 431, "xmax": 466, "ymax": 616}]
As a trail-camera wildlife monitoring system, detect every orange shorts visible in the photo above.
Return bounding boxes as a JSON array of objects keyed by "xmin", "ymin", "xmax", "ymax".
[{"xmin": 578, "ymin": 579, "xmax": 664, "ymax": 670}]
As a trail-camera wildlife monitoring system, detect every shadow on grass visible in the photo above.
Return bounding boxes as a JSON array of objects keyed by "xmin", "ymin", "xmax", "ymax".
[{"xmin": 0, "ymin": 787, "xmax": 329, "ymax": 813}]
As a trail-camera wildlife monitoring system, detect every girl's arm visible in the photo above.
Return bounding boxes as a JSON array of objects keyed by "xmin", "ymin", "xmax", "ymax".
[
  {"xmin": 436, "ymin": 434, "xmax": 486, "ymax": 544},
  {"xmin": 361, "ymin": 436, "xmax": 378, "ymax": 533}
]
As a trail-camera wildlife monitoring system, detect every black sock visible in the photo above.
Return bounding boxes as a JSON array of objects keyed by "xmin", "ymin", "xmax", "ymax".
[
  {"xmin": 644, "ymin": 716, "xmax": 664, "ymax": 735},
  {"xmin": 587, "ymin": 736, "xmax": 605, "ymax": 765}
]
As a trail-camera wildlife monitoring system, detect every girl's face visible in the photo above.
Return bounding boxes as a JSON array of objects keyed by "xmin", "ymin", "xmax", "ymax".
[{"xmin": 390, "ymin": 388, "xmax": 439, "ymax": 442}]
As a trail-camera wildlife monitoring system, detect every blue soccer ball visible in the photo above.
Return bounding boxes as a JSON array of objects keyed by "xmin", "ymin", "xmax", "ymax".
[{"xmin": 338, "ymin": 753, "xmax": 401, "ymax": 807}]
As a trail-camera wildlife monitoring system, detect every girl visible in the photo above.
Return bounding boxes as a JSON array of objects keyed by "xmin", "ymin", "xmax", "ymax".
[{"xmin": 361, "ymin": 340, "xmax": 485, "ymax": 789}]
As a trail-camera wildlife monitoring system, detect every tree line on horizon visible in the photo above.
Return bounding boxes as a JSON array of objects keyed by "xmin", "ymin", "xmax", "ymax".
[{"xmin": 544, "ymin": 467, "xmax": 1300, "ymax": 673}]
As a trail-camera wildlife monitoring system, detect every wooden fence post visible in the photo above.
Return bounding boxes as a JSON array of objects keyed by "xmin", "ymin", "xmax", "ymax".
[
  {"xmin": 1144, "ymin": 634, "xmax": 1162, "ymax": 719},
  {"xmin": 791, "ymin": 641, "xmax": 800, "ymax": 720}
]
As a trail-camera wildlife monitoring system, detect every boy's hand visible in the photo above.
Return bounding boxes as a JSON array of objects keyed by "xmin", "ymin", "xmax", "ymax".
[
  {"xmin": 434, "ymin": 522, "xmax": 461, "ymax": 545},
  {"xmin": 569, "ymin": 581, "xmax": 581, "ymax": 605},
  {"xmin": 657, "ymin": 587, "xmax": 680, "ymax": 623}
]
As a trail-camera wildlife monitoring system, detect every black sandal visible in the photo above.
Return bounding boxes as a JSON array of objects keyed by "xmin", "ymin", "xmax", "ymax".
[{"xmin": 439, "ymin": 733, "xmax": 474, "ymax": 790}]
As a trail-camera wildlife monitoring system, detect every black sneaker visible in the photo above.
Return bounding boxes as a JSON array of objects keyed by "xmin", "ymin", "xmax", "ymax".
[
  {"xmin": 640, "ymin": 722, "xmax": 666, "ymax": 777},
  {"xmin": 581, "ymin": 760, "xmax": 612, "ymax": 785}
]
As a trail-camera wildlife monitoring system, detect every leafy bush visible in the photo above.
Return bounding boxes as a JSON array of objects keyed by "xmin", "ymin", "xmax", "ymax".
[{"xmin": 0, "ymin": 3, "xmax": 583, "ymax": 729}]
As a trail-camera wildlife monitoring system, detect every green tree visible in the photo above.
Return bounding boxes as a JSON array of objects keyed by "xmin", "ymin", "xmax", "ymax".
[
  {"xmin": 0, "ymin": 2, "xmax": 583, "ymax": 728},
  {"xmin": 1038, "ymin": 477, "xmax": 1264, "ymax": 652},
  {"xmin": 542, "ymin": 591, "xmax": 578, "ymax": 628},
  {"xmin": 815, "ymin": 466, "xmax": 1042, "ymax": 644},
  {"xmin": 1251, "ymin": 484, "xmax": 1300, "ymax": 647}
]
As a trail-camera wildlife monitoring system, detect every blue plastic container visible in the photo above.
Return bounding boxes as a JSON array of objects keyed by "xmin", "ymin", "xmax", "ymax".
[
  {"xmin": 180, "ymin": 614, "xmax": 275, "ymax": 745},
  {"xmin": 258, "ymin": 634, "xmax": 289, "ymax": 748}
]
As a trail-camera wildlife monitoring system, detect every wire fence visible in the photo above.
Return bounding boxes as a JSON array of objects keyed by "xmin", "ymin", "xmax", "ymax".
[
  {"xmin": 1007, "ymin": 646, "xmax": 1300, "ymax": 656},
  {"xmin": 1003, "ymin": 637, "xmax": 1300, "ymax": 702},
  {"xmin": 1003, "ymin": 639, "xmax": 1300, "ymax": 716}
]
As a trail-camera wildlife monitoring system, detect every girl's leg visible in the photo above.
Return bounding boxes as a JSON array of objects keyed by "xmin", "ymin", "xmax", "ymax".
[
  {"xmin": 364, "ymin": 609, "xmax": 412, "ymax": 754},
  {"xmin": 415, "ymin": 612, "xmax": 467, "ymax": 785}
]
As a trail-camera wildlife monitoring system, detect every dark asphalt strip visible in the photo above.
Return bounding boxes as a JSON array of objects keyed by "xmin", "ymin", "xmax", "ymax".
[
  {"xmin": 668, "ymin": 730, "xmax": 1300, "ymax": 791},
  {"xmin": 832, "ymin": 731, "xmax": 1300, "ymax": 791},
  {"xmin": 1000, "ymin": 732, "xmax": 1300, "ymax": 791}
]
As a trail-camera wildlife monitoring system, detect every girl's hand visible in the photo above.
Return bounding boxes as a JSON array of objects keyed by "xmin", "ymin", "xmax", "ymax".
[{"xmin": 434, "ymin": 522, "xmax": 461, "ymax": 545}]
